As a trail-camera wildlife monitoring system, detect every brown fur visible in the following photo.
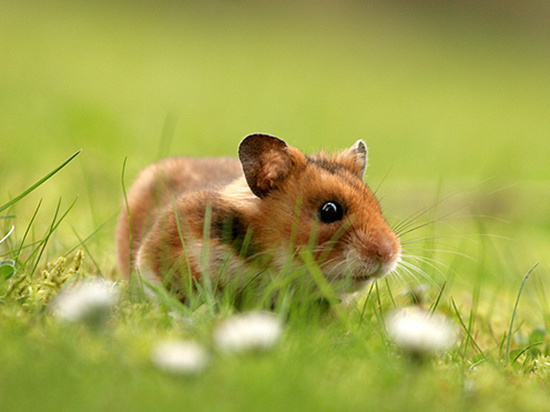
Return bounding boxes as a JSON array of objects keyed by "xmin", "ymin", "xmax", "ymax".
[
  {"xmin": 116, "ymin": 134, "xmax": 401, "ymax": 296},
  {"xmin": 116, "ymin": 157, "xmax": 242, "ymax": 276}
]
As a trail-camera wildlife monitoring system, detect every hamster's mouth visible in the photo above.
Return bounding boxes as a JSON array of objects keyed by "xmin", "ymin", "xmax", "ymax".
[
  {"xmin": 322, "ymin": 263, "xmax": 393, "ymax": 293},
  {"xmin": 317, "ymin": 248, "xmax": 401, "ymax": 292},
  {"xmin": 350, "ymin": 271, "xmax": 384, "ymax": 286},
  {"xmin": 349, "ymin": 254, "xmax": 401, "ymax": 285}
]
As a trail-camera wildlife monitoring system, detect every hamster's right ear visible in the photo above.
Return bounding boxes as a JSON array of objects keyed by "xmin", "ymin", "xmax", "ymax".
[
  {"xmin": 239, "ymin": 134, "xmax": 300, "ymax": 198},
  {"xmin": 344, "ymin": 139, "xmax": 368, "ymax": 178}
]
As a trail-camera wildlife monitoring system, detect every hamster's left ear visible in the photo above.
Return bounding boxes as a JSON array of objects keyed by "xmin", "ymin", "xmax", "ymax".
[
  {"xmin": 345, "ymin": 139, "xmax": 368, "ymax": 178},
  {"xmin": 239, "ymin": 134, "xmax": 300, "ymax": 198}
]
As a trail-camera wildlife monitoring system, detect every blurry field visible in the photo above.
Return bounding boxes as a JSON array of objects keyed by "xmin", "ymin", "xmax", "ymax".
[{"xmin": 1, "ymin": 1, "xmax": 550, "ymax": 410}]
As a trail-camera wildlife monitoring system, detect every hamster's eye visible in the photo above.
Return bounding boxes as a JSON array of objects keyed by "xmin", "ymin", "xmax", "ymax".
[{"xmin": 319, "ymin": 201, "xmax": 344, "ymax": 224}]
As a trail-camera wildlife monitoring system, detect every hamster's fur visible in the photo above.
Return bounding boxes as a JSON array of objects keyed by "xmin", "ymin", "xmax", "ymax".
[{"xmin": 116, "ymin": 134, "xmax": 401, "ymax": 296}]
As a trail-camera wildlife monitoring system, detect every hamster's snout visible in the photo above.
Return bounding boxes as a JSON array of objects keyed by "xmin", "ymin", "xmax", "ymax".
[
  {"xmin": 372, "ymin": 238, "xmax": 399, "ymax": 264},
  {"xmin": 347, "ymin": 231, "xmax": 401, "ymax": 283}
]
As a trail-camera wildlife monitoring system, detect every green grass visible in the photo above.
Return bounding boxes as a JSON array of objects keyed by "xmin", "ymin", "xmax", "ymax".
[{"xmin": 1, "ymin": 1, "xmax": 549, "ymax": 410}]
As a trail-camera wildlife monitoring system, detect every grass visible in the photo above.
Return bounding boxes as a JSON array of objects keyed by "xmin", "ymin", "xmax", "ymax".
[
  {"xmin": 1, "ymin": 143, "xmax": 548, "ymax": 411},
  {"xmin": 1, "ymin": 1, "xmax": 549, "ymax": 410}
]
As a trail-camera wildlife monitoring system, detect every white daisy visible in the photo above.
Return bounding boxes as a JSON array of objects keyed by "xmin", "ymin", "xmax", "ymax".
[
  {"xmin": 151, "ymin": 340, "xmax": 209, "ymax": 376},
  {"xmin": 51, "ymin": 279, "xmax": 119, "ymax": 327},
  {"xmin": 386, "ymin": 307, "xmax": 457, "ymax": 356},
  {"xmin": 214, "ymin": 311, "xmax": 283, "ymax": 354}
]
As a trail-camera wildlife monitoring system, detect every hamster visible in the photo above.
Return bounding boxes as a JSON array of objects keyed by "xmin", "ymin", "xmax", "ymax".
[{"xmin": 116, "ymin": 133, "xmax": 401, "ymax": 296}]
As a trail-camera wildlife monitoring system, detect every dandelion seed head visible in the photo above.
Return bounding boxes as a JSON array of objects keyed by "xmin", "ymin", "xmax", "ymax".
[
  {"xmin": 214, "ymin": 311, "xmax": 283, "ymax": 354},
  {"xmin": 151, "ymin": 340, "xmax": 208, "ymax": 376},
  {"xmin": 387, "ymin": 307, "xmax": 456, "ymax": 355}
]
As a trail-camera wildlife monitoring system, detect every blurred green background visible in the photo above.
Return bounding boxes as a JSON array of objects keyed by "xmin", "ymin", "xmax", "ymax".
[{"xmin": 0, "ymin": 0, "xmax": 548, "ymax": 272}]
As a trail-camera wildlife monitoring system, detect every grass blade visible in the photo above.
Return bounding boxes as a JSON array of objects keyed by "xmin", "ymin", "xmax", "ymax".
[
  {"xmin": 505, "ymin": 263, "xmax": 539, "ymax": 364},
  {"xmin": 300, "ymin": 249, "xmax": 339, "ymax": 307},
  {"xmin": 69, "ymin": 226, "xmax": 102, "ymax": 274},
  {"xmin": 429, "ymin": 281, "xmax": 447, "ymax": 313},
  {"xmin": 65, "ymin": 215, "xmax": 114, "ymax": 257},
  {"xmin": 0, "ymin": 226, "xmax": 15, "ymax": 246},
  {"xmin": 511, "ymin": 341, "xmax": 544, "ymax": 364},
  {"xmin": 16, "ymin": 199, "xmax": 43, "ymax": 260},
  {"xmin": 358, "ymin": 281, "xmax": 376, "ymax": 327},
  {"xmin": 28, "ymin": 198, "xmax": 78, "ymax": 275},
  {"xmin": 0, "ymin": 150, "xmax": 81, "ymax": 214},
  {"xmin": 156, "ymin": 112, "xmax": 177, "ymax": 160},
  {"xmin": 451, "ymin": 298, "xmax": 487, "ymax": 360},
  {"xmin": 121, "ymin": 157, "xmax": 134, "ymax": 275}
]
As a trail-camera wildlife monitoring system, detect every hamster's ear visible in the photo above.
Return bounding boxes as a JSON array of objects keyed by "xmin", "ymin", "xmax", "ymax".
[
  {"xmin": 239, "ymin": 134, "xmax": 296, "ymax": 198},
  {"xmin": 344, "ymin": 139, "xmax": 368, "ymax": 178}
]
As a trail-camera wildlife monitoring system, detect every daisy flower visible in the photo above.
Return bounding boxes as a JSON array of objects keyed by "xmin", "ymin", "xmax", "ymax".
[
  {"xmin": 386, "ymin": 307, "xmax": 457, "ymax": 356},
  {"xmin": 51, "ymin": 279, "xmax": 119, "ymax": 327},
  {"xmin": 151, "ymin": 340, "xmax": 209, "ymax": 376},
  {"xmin": 214, "ymin": 311, "xmax": 283, "ymax": 354}
]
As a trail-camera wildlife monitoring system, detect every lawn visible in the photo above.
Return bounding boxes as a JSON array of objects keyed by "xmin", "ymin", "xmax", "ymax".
[{"xmin": 1, "ymin": 1, "xmax": 549, "ymax": 410}]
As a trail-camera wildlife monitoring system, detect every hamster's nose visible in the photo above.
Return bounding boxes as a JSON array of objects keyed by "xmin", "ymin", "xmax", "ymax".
[{"xmin": 373, "ymin": 237, "xmax": 399, "ymax": 263}]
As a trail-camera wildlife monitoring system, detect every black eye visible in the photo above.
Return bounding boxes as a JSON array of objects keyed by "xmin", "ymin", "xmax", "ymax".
[{"xmin": 319, "ymin": 201, "xmax": 344, "ymax": 224}]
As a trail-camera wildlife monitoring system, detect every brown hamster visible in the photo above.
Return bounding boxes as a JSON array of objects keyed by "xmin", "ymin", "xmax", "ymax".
[{"xmin": 116, "ymin": 134, "xmax": 401, "ymax": 296}]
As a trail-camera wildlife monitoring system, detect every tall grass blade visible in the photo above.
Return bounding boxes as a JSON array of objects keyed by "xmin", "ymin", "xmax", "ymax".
[
  {"xmin": 29, "ymin": 198, "xmax": 78, "ymax": 275},
  {"xmin": 156, "ymin": 112, "xmax": 177, "ymax": 160},
  {"xmin": 171, "ymin": 199, "xmax": 194, "ymax": 297},
  {"xmin": 511, "ymin": 341, "xmax": 544, "ymax": 364},
  {"xmin": 0, "ymin": 226, "xmax": 15, "ymax": 246},
  {"xmin": 451, "ymin": 298, "xmax": 487, "ymax": 360},
  {"xmin": 429, "ymin": 281, "xmax": 446, "ymax": 313},
  {"xmin": 358, "ymin": 281, "xmax": 376, "ymax": 327},
  {"xmin": 16, "ymin": 199, "xmax": 42, "ymax": 260},
  {"xmin": 121, "ymin": 157, "xmax": 134, "ymax": 275},
  {"xmin": 65, "ymin": 215, "xmax": 113, "ymax": 257},
  {"xmin": 461, "ymin": 284, "xmax": 480, "ymax": 361},
  {"xmin": 384, "ymin": 277, "xmax": 397, "ymax": 308},
  {"xmin": 0, "ymin": 150, "xmax": 81, "ymax": 214},
  {"xmin": 300, "ymin": 250, "xmax": 339, "ymax": 307},
  {"xmin": 69, "ymin": 226, "xmax": 102, "ymax": 274},
  {"xmin": 505, "ymin": 263, "xmax": 539, "ymax": 364}
]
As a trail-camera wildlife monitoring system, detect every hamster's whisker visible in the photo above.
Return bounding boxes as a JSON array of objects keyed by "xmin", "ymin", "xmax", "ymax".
[
  {"xmin": 400, "ymin": 235, "xmax": 456, "ymax": 246},
  {"xmin": 392, "ymin": 211, "xmax": 435, "ymax": 235},
  {"xmin": 392, "ymin": 190, "xmax": 468, "ymax": 235},
  {"xmin": 395, "ymin": 217, "xmax": 449, "ymax": 238},
  {"xmin": 369, "ymin": 160, "xmax": 394, "ymax": 197},
  {"xmin": 332, "ymin": 258, "xmax": 349, "ymax": 273},
  {"xmin": 400, "ymin": 250, "xmax": 444, "ymax": 268},
  {"xmin": 322, "ymin": 254, "xmax": 344, "ymax": 265},
  {"xmin": 396, "ymin": 259, "xmax": 440, "ymax": 289},
  {"xmin": 322, "ymin": 257, "xmax": 348, "ymax": 276},
  {"xmin": 392, "ymin": 264, "xmax": 424, "ymax": 289},
  {"xmin": 393, "ymin": 262, "xmax": 429, "ymax": 289},
  {"xmin": 394, "ymin": 259, "xmax": 421, "ymax": 279},
  {"xmin": 388, "ymin": 267, "xmax": 406, "ymax": 284},
  {"xmin": 401, "ymin": 256, "xmax": 447, "ymax": 280},
  {"xmin": 400, "ymin": 249, "xmax": 466, "ymax": 278},
  {"xmin": 404, "ymin": 247, "xmax": 475, "ymax": 262}
]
